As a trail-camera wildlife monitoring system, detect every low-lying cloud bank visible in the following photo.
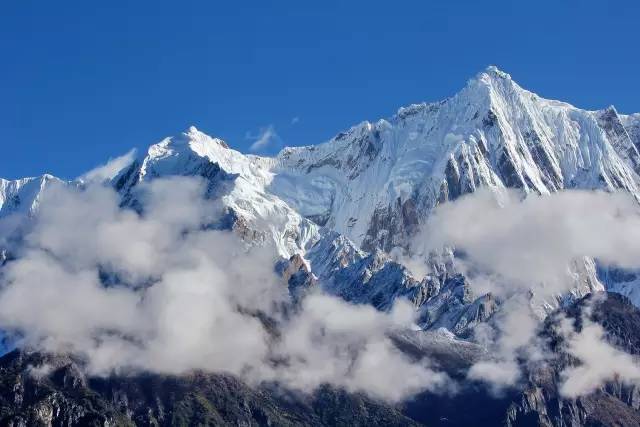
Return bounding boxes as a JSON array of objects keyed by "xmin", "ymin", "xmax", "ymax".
[
  {"xmin": 3, "ymin": 180, "xmax": 640, "ymax": 402},
  {"xmin": 412, "ymin": 188, "xmax": 640, "ymax": 396},
  {"xmin": 0, "ymin": 177, "xmax": 447, "ymax": 402}
]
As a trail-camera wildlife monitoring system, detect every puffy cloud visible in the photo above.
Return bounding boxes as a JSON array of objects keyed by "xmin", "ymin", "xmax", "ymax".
[
  {"xmin": 11, "ymin": 176, "xmax": 639, "ymax": 401},
  {"xmin": 560, "ymin": 320, "xmax": 640, "ymax": 397},
  {"xmin": 271, "ymin": 294, "xmax": 449, "ymax": 401},
  {"xmin": 411, "ymin": 188, "xmax": 640, "ymax": 394},
  {"xmin": 467, "ymin": 360, "xmax": 519, "ymax": 389},
  {"xmin": 558, "ymin": 295, "xmax": 640, "ymax": 398},
  {"xmin": 413, "ymin": 188, "xmax": 640, "ymax": 298},
  {"xmin": 0, "ymin": 177, "xmax": 447, "ymax": 402},
  {"xmin": 466, "ymin": 295, "xmax": 541, "ymax": 391}
]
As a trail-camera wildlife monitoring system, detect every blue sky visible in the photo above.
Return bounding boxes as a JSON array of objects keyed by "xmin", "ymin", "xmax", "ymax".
[{"xmin": 1, "ymin": 0, "xmax": 639, "ymax": 179}]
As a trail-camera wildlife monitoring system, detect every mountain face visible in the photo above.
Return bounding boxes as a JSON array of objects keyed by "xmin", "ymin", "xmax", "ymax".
[
  {"xmin": 2, "ymin": 66, "xmax": 640, "ymax": 426},
  {"xmin": 6, "ymin": 67, "xmax": 640, "ymax": 252},
  {"xmin": 103, "ymin": 67, "xmax": 640, "ymax": 257},
  {"xmin": 505, "ymin": 292, "xmax": 640, "ymax": 427},
  {"xmin": 0, "ymin": 175, "xmax": 62, "ymax": 219},
  {"xmin": 402, "ymin": 292, "xmax": 640, "ymax": 427},
  {"xmin": 3, "ymin": 67, "xmax": 639, "ymax": 324},
  {"xmin": 270, "ymin": 67, "xmax": 640, "ymax": 252}
]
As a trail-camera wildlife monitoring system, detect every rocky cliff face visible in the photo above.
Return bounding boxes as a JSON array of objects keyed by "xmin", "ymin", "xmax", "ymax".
[
  {"xmin": 397, "ymin": 293, "xmax": 640, "ymax": 427},
  {"xmin": 504, "ymin": 293, "xmax": 640, "ymax": 427},
  {"xmin": 0, "ymin": 350, "xmax": 418, "ymax": 427}
]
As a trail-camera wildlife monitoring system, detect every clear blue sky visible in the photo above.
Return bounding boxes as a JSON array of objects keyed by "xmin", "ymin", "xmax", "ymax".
[{"xmin": 1, "ymin": 0, "xmax": 639, "ymax": 179}]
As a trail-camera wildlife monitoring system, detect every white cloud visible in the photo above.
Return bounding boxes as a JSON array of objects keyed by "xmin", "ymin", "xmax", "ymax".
[
  {"xmin": 269, "ymin": 293, "xmax": 450, "ymax": 401},
  {"xmin": 10, "ymin": 178, "xmax": 639, "ymax": 400},
  {"xmin": 558, "ymin": 295, "xmax": 640, "ymax": 398},
  {"xmin": 467, "ymin": 360, "xmax": 520, "ymax": 389},
  {"xmin": 247, "ymin": 125, "xmax": 278, "ymax": 152},
  {"xmin": 410, "ymin": 188, "xmax": 640, "ymax": 394},
  {"xmin": 27, "ymin": 363, "xmax": 54, "ymax": 380},
  {"xmin": 0, "ymin": 177, "xmax": 448, "ymax": 402},
  {"xmin": 291, "ymin": 117, "xmax": 300, "ymax": 125},
  {"xmin": 79, "ymin": 149, "xmax": 136, "ymax": 183},
  {"xmin": 413, "ymin": 188, "xmax": 640, "ymax": 298},
  {"xmin": 560, "ymin": 320, "xmax": 640, "ymax": 397},
  {"xmin": 466, "ymin": 295, "xmax": 541, "ymax": 391}
]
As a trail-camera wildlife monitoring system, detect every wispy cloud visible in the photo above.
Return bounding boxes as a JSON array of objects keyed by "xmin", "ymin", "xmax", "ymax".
[
  {"xmin": 79, "ymin": 149, "xmax": 136, "ymax": 183},
  {"xmin": 291, "ymin": 117, "xmax": 300, "ymax": 125},
  {"xmin": 247, "ymin": 125, "xmax": 279, "ymax": 152}
]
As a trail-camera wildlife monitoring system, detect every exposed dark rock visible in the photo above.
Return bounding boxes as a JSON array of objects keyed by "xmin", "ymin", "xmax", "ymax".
[
  {"xmin": 0, "ymin": 351, "xmax": 418, "ymax": 427},
  {"xmin": 482, "ymin": 110, "xmax": 498, "ymax": 128},
  {"xmin": 362, "ymin": 197, "xmax": 422, "ymax": 253},
  {"xmin": 504, "ymin": 293, "xmax": 640, "ymax": 426},
  {"xmin": 276, "ymin": 253, "xmax": 318, "ymax": 301}
]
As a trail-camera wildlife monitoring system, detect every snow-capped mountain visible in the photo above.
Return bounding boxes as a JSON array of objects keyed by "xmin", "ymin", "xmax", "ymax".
[
  {"xmin": 10, "ymin": 66, "xmax": 640, "ymax": 255},
  {"xmin": 269, "ymin": 66, "xmax": 640, "ymax": 252},
  {"xmin": 0, "ymin": 174, "xmax": 63, "ymax": 218},
  {"xmin": 112, "ymin": 127, "xmax": 321, "ymax": 258},
  {"xmin": 2, "ymin": 66, "xmax": 639, "ymax": 327}
]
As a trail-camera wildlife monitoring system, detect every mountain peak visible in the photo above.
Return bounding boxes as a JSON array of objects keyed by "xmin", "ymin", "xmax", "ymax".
[
  {"xmin": 455, "ymin": 65, "xmax": 525, "ymax": 112},
  {"xmin": 482, "ymin": 65, "xmax": 512, "ymax": 80},
  {"xmin": 466, "ymin": 65, "xmax": 517, "ymax": 89},
  {"xmin": 168, "ymin": 126, "xmax": 230, "ymax": 150},
  {"xmin": 177, "ymin": 125, "xmax": 204, "ymax": 142},
  {"xmin": 469, "ymin": 65, "xmax": 517, "ymax": 91},
  {"xmin": 186, "ymin": 125, "xmax": 200, "ymax": 135}
]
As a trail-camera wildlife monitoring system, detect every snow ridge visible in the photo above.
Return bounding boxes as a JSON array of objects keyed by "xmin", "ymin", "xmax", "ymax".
[{"xmin": 2, "ymin": 66, "xmax": 640, "ymax": 329}]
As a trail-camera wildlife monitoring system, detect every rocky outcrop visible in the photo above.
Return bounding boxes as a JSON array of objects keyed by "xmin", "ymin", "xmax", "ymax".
[
  {"xmin": 276, "ymin": 253, "xmax": 318, "ymax": 301},
  {"xmin": 504, "ymin": 293, "xmax": 640, "ymax": 426},
  {"xmin": 0, "ymin": 350, "xmax": 419, "ymax": 427}
]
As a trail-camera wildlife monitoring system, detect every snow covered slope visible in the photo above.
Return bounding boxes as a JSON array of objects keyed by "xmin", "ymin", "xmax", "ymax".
[
  {"xmin": 0, "ymin": 175, "xmax": 63, "ymax": 218},
  {"xmin": 104, "ymin": 67, "xmax": 640, "ymax": 262},
  {"xmin": 269, "ymin": 66, "xmax": 640, "ymax": 251},
  {"xmin": 13, "ymin": 66, "xmax": 638, "ymax": 259},
  {"xmin": 1, "ymin": 66, "xmax": 638, "ymax": 327},
  {"xmin": 112, "ymin": 126, "xmax": 321, "ymax": 258}
]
